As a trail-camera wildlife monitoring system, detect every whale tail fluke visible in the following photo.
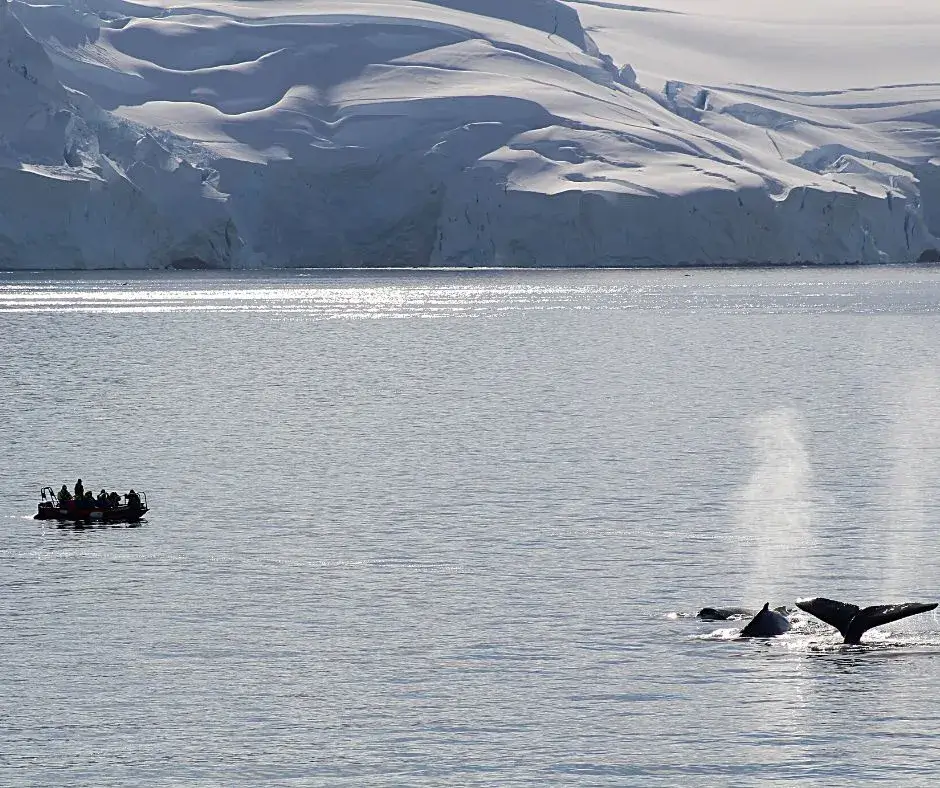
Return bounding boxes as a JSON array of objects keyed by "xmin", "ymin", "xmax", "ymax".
[
  {"xmin": 850, "ymin": 603, "xmax": 939, "ymax": 643},
  {"xmin": 796, "ymin": 597, "xmax": 938, "ymax": 643},
  {"xmin": 794, "ymin": 598, "xmax": 860, "ymax": 636}
]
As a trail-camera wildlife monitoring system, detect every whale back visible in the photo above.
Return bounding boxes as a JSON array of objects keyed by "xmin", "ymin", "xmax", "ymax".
[
  {"xmin": 740, "ymin": 603, "xmax": 791, "ymax": 638},
  {"xmin": 697, "ymin": 606, "xmax": 753, "ymax": 621}
]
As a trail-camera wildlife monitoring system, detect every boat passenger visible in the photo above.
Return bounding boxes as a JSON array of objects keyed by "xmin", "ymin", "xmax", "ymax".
[
  {"xmin": 108, "ymin": 491, "xmax": 121, "ymax": 508},
  {"xmin": 127, "ymin": 489, "xmax": 141, "ymax": 511},
  {"xmin": 58, "ymin": 485, "xmax": 72, "ymax": 503},
  {"xmin": 97, "ymin": 490, "xmax": 108, "ymax": 507},
  {"xmin": 83, "ymin": 490, "xmax": 95, "ymax": 507},
  {"xmin": 74, "ymin": 478, "xmax": 84, "ymax": 500}
]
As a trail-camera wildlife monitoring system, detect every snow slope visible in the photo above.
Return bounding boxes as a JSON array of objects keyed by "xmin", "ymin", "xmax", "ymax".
[
  {"xmin": 0, "ymin": 0, "xmax": 239, "ymax": 269},
  {"xmin": 3, "ymin": 0, "xmax": 940, "ymax": 268}
]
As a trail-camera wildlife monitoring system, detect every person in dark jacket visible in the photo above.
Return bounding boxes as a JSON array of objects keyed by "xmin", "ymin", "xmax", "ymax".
[
  {"xmin": 74, "ymin": 478, "xmax": 84, "ymax": 500},
  {"xmin": 127, "ymin": 489, "xmax": 141, "ymax": 511},
  {"xmin": 58, "ymin": 485, "xmax": 72, "ymax": 503}
]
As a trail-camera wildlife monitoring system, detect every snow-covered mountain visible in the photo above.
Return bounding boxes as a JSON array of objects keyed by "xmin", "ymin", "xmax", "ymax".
[
  {"xmin": 3, "ymin": 0, "xmax": 939, "ymax": 268},
  {"xmin": 0, "ymin": 0, "xmax": 238, "ymax": 269}
]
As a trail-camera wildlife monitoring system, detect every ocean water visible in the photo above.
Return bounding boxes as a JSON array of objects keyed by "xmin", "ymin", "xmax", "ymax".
[{"xmin": 2, "ymin": 266, "xmax": 940, "ymax": 786}]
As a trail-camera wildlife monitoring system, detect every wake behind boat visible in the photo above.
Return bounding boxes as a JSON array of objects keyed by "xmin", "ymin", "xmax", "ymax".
[{"xmin": 35, "ymin": 484, "xmax": 149, "ymax": 525}]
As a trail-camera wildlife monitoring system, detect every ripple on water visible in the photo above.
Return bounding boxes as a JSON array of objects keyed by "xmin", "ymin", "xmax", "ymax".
[{"xmin": 3, "ymin": 267, "xmax": 940, "ymax": 785}]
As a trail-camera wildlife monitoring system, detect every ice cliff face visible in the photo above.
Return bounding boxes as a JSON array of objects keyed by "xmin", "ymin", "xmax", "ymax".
[
  {"xmin": 2, "ymin": 0, "xmax": 940, "ymax": 268},
  {"xmin": 0, "ymin": 0, "xmax": 237, "ymax": 269}
]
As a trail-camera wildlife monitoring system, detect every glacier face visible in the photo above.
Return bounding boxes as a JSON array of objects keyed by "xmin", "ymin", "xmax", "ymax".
[
  {"xmin": 2, "ymin": 0, "xmax": 940, "ymax": 269},
  {"xmin": 0, "ymin": 0, "xmax": 240, "ymax": 270}
]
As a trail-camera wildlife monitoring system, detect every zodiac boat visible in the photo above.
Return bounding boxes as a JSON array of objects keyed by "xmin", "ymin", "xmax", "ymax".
[{"xmin": 34, "ymin": 486, "xmax": 149, "ymax": 524}]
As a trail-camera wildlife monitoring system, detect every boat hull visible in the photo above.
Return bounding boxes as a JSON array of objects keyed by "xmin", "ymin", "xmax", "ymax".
[{"xmin": 35, "ymin": 504, "xmax": 148, "ymax": 524}]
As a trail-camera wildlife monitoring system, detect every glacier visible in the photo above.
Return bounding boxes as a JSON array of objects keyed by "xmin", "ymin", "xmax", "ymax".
[{"xmin": 2, "ymin": 0, "xmax": 940, "ymax": 269}]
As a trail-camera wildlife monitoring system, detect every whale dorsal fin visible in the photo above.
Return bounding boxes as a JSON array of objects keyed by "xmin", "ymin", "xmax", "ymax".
[
  {"xmin": 737, "ymin": 603, "xmax": 771, "ymax": 636},
  {"xmin": 795, "ymin": 597, "xmax": 859, "ymax": 638}
]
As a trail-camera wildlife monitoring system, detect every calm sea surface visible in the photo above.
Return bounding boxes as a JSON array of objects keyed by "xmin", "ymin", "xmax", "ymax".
[{"xmin": 2, "ymin": 267, "xmax": 940, "ymax": 786}]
